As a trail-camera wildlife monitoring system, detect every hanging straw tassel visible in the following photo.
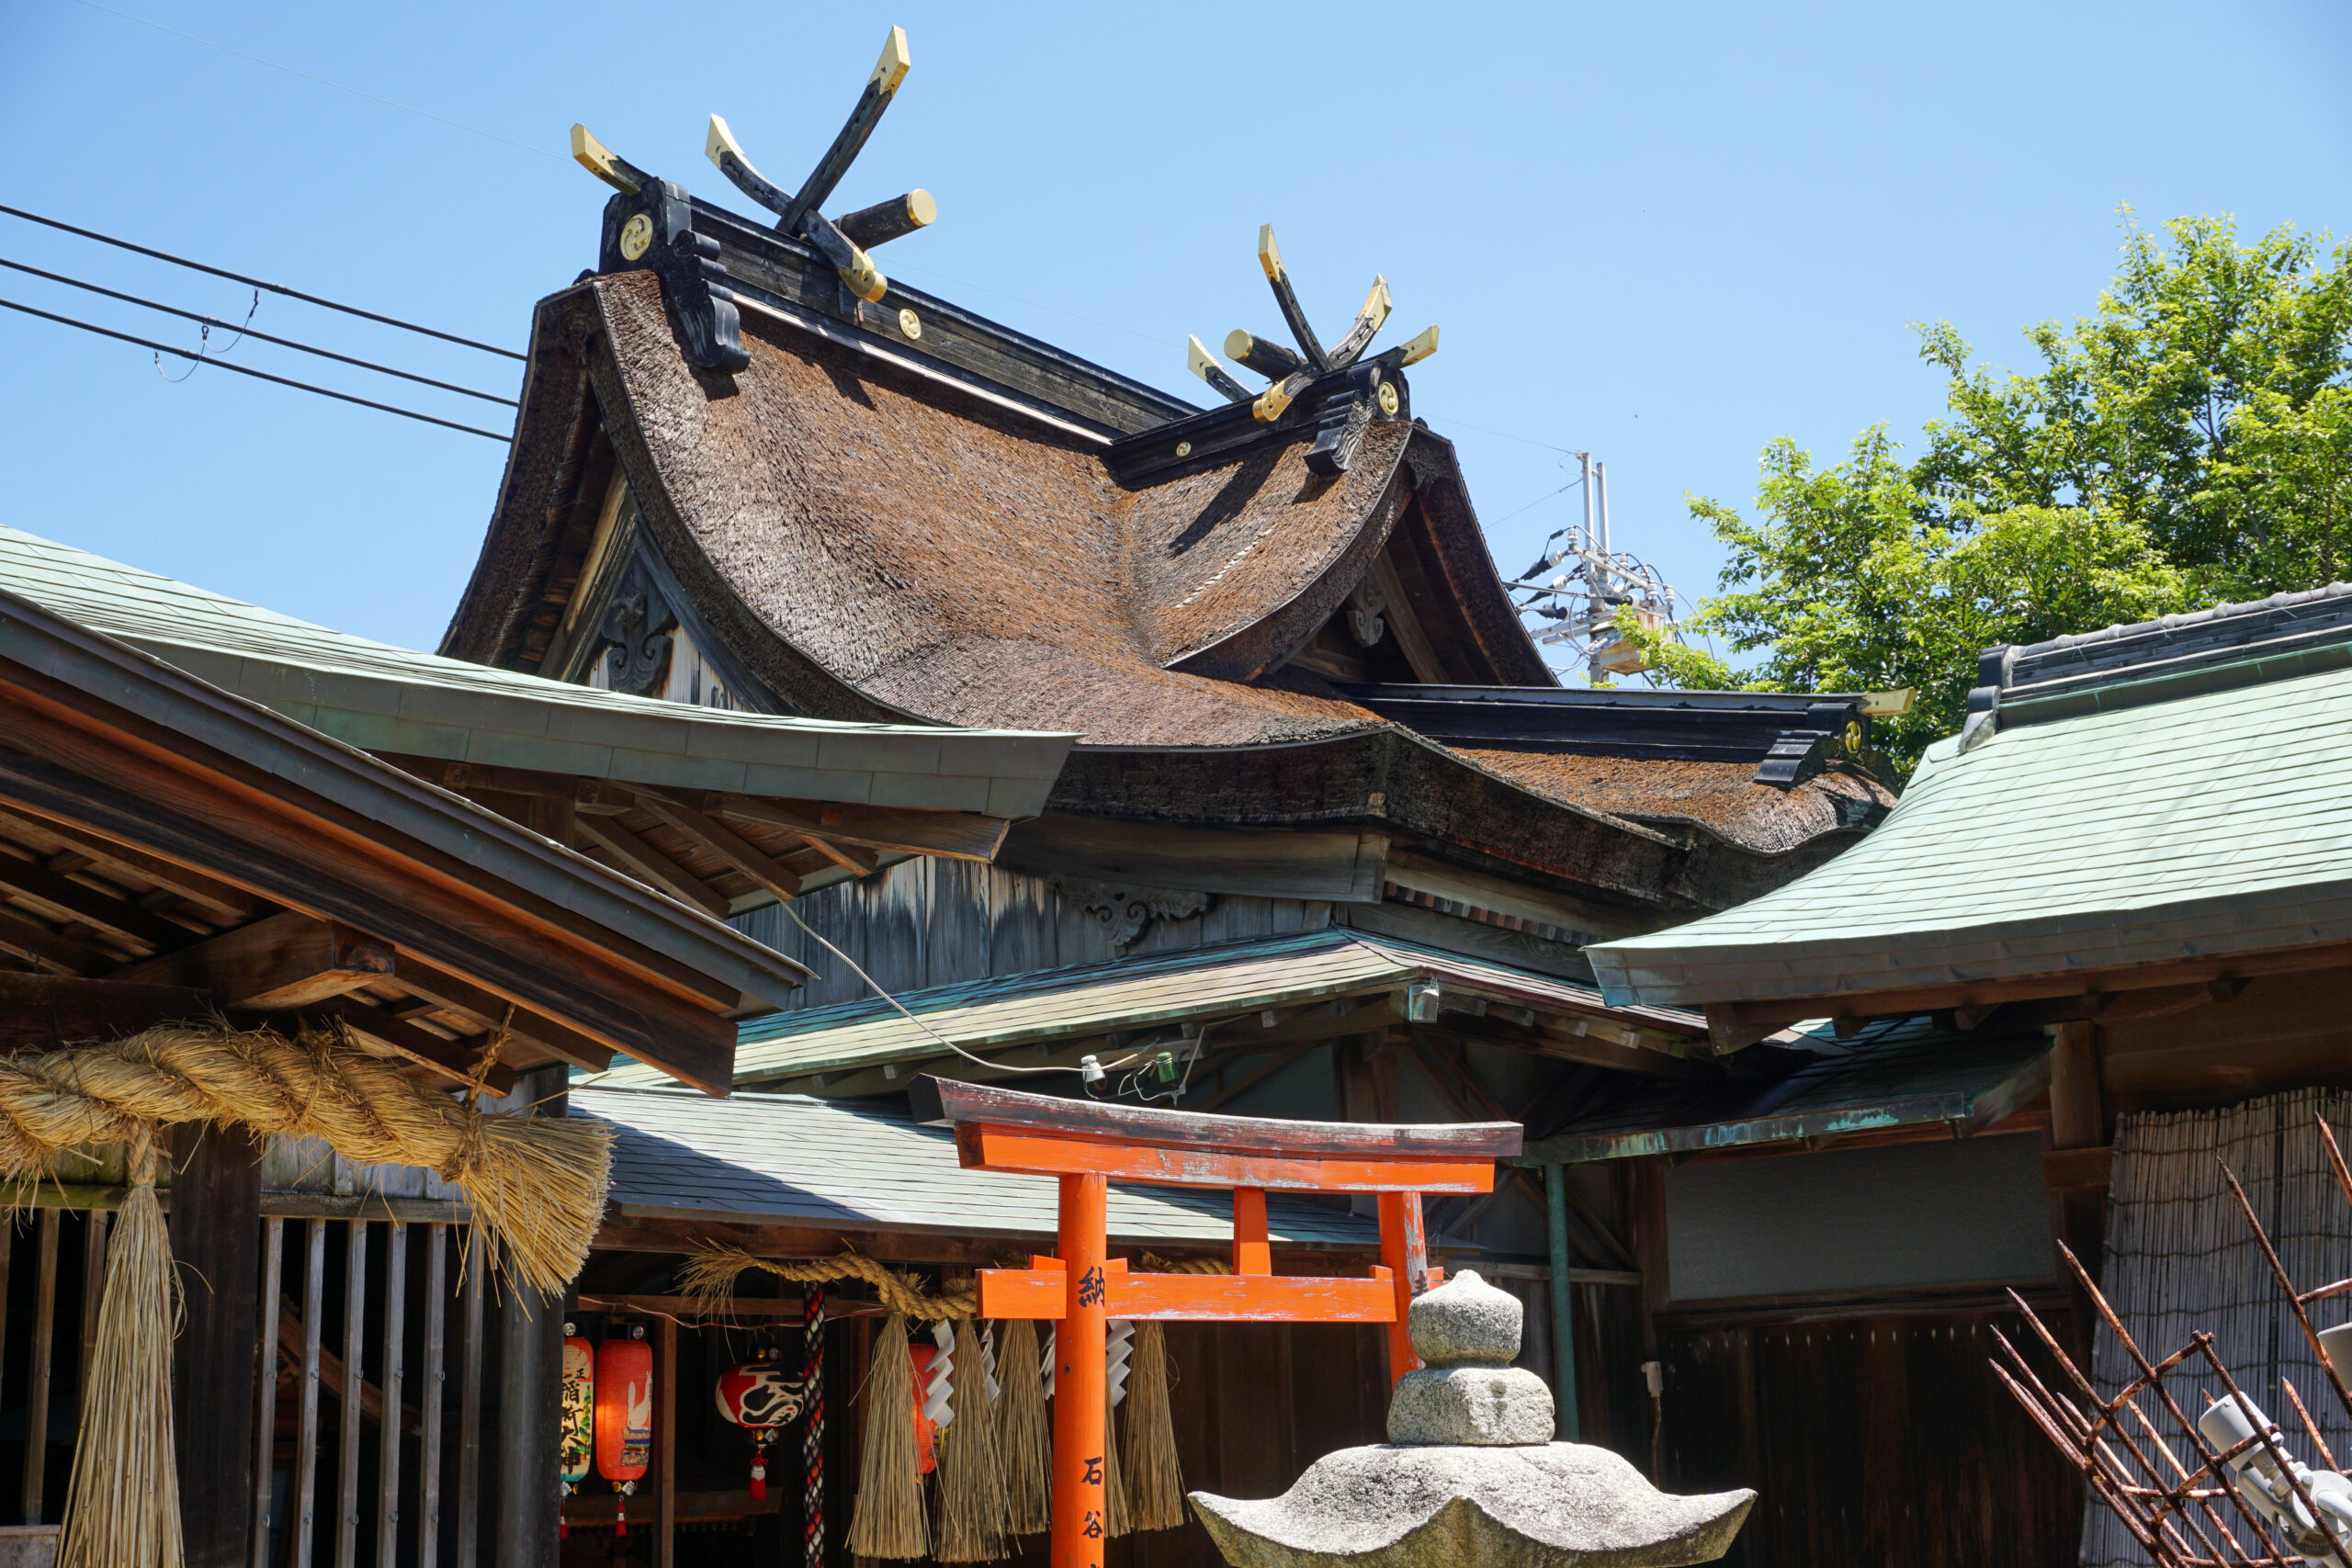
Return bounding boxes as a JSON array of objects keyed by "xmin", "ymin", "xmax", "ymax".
[
  {"xmin": 848, "ymin": 1314, "xmax": 928, "ymax": 1561},
  {"xmin": 933, "ymin": 1314, "xmax": 1012, "ymax": 1562},
  {"xmin": 1101, "ymin": 1369, "xmax": 1133, "ymax": 1540},
  {"xmin": 993, "ymin": 1317, "xmax": 1051, "ymax": 1535},
  {"xmin": 58, "ymin": 1133, "xmax": 183, "ymax": 1568},
  {"xmin": 1121, "ymin": 1322, "xmax": 1184, "ymax": 1530}
]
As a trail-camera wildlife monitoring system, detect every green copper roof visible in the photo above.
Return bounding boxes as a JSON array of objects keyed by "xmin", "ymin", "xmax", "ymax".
[
  {"xmin": 0, "ymin": 525, "xmax": 1070, "ymax": 818},
  {"xmin": 600, "ymin": 928, "xmax": 1705, "ymax": 1090},
  {"xmin": 1589, "ymin": 648, "xmax": 2352, "ymax": 1009}
]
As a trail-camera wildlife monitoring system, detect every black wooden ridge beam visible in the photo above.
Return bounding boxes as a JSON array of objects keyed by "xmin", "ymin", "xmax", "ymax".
[{"xmin": 1342, "ymin": 687, "xmax": 1872, "ymax": 771}]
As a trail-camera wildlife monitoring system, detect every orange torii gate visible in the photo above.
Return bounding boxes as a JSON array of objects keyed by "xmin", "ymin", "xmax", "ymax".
[{"xmin": 910, "ymin": 1077, "xmax": 1522, "ymax": 1568}]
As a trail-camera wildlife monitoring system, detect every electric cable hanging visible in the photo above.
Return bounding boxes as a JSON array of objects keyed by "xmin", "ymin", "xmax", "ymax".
[
  {"xmin": 0, "ymin": 297, "xmax": 513, "ymax": 442},
  {"xmin": 0, "ymin": 204, "xmax": 526, "ymax": 360},
  {"xmin": 0, "ymin": 257, "xmax": 519, "ymax": 406}
]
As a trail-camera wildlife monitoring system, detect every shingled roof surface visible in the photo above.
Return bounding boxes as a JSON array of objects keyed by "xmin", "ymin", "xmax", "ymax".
[
  {"xmin": 1588, "ymin": 621, "xmax": 2352, "ymax": 1008},
  {"xmin": 445, "ymin": 270, "xmax": 1887, "ymax": 879},
  {"xmin": 1454, "ymin": 749, "xmax": 1895, "ymax": 857}
]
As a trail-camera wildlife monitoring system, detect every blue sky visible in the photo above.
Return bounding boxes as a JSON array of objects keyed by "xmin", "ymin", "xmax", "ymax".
[{"xmin": 1, "ymin": 0, "xmax": 2346, "ymax": 670}]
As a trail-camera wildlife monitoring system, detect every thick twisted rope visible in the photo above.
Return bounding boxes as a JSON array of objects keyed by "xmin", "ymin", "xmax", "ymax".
[
  {"xmin": 0, "ymin": 1023, "xmax": 611, "ymax": 1294},
  {"xmin": 680, "ymin": 1247, "xmax": 979, "ymax": 1319}
]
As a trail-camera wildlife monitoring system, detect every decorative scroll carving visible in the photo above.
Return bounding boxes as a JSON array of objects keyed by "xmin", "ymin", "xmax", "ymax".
[
  {"xmin": 599, "ymin": 554, "xmax": 679, "ymax": 697},
  {"xmin": 1347, "ymin": 578, "xmax": 1388, "ymax": 647},
  {"xmin": 1049, "ymin": 877, "xmax": 1214, "ymax": 952}
]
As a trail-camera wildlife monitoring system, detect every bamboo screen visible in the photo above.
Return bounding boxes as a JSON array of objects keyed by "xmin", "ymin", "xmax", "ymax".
[{"xmin": 2085, "ymin": 1087, "xmax": 2352, "ymax": 1567}]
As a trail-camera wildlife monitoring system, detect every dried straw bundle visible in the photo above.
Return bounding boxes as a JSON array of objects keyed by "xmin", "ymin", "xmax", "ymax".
[
  {"xmin": 1101, "ymin": 1373, "xmax": 1133, "ymax": 1540},
  {"xmin": 992, "ymin": 1316, "xmax": 1052, "ymax": 1535},
  {"xmin": 681, "ymin": 1246, "xmax": 977, "ymax": 1320},
  {"xmin": 0, "ymin": 1024, "xmax": 611, "ymax": 1293},
  {"xmin": 849, "ymin": 1314, "xmax": 928, "ymax": 1561},
  {"xmin": 57, "ymin": 1135, "xmax": 181, "ymax": 1568},
  {"xmin": 1121, "ymin": 1322, "xmax": 1184, "ymax": 1530},
  {"xmin": 932, "ymin": 1319, "xmax": 1011, "ymax": 1562}
]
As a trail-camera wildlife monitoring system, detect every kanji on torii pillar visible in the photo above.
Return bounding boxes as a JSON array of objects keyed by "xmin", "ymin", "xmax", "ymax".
[{"xmin": 908, "ymin": 1077, "xmax": 1522, "ymax": 1568}]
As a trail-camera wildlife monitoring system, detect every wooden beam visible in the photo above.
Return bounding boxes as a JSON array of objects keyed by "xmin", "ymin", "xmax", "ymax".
[
  {"xmin": 0, "ymin": 971, "xmax": 214, "ymax": 1049},
  {"xmin": 1193, "ymin": 1042, "xmax": 1320, "ymax": 1114},
  {"xmin": 111, "ymin": 911, "xmax": 394, "ymax": 1008},
  {"xmin": 0, "ymin": 902, "xmax": 115, "ymax": 975},
  {"xmin": 1711, "ymin": 940, "xmax": 2352, "ymax": 1032},
  {"xmin": 308, "ymin": 995, "xmax": 516, "ymax": 1095},
  {"xmin": 387, "ymin": 956, "xmax": 615, "ymax": 1075},
  {"xmin": 1421, "ymin": 1015, "xmax": 1709, "ymax": 1079},
  {"xmin": 574, "ymin": 815, "xmax": 733, "ymax": 919},
  {"xmin": 717, "ymin": 793, "xmax": 1018, "ymax": 866},
  {"xmin": 0, "ymin": 810, "xmax": 261, "ymax": 924},
  {"xmin": 631, "ymin": 787, "xmax": 805, "ymax": 900},
  {"xmin": 708, "ymin": 796, "xmax": 879, "ymax": 875},
  {"xmin": 0, "ymin": 847, "xmax": 204, "ymax": 951},
  {"xmin": 1366, "ymin": 551, "xmax": 1449, "ymax": 685}
]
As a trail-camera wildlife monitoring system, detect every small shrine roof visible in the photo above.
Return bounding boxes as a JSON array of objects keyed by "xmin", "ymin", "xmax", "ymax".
[
  {"xmin": 577, "ymin": 1082, "xmax": 1376, "ymax": 1247},
  {"xmin": 1589, "ymin": 602, "xmax": 2352, "ymax": 1010}
]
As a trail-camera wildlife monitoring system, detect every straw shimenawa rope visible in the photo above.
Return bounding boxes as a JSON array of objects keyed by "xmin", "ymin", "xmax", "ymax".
[
  {"xmin": 848, "ymin": 1312, "xmax": 928, "ymax": 1560},
  {"xmin": 57, "ymin": 1132, "xmax": 181, "ymax": 1568},
  {"xmin": 1120, "ymin": 1321, "xmax": 1184, "ymax": 1530},
  {"xmin": 933, "ymin": 1314, "xmax": 1011, "ymax": 1562},
  {"xmin": 993, "ymin": 1316, "xmax": 1052, "ymax": 1535},
  {"xmin": 0, "ymin": 1023, "xmax": 614, "ymax": 1295},
  {"xmin": 680, "ymin": 1247, "xmax": 979, "ymax": 1320}
]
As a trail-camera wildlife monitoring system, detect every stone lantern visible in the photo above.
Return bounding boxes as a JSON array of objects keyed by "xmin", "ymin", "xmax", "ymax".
[{"xmin": 1190, "ymin": 1270, "xmax": 1753, "ymax": 1568}]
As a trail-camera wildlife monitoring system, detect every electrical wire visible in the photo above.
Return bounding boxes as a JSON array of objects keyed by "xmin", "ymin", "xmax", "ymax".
[
  {"xmin": 0, "ymin": 256, "xmax": 520, "ymax": 407},
  {"xmin": 0, "ymin": 205, "xmax": 526, "ymax": 360},
  {"xmin": 0, "ymin": 296, "xmax": 514, "ymax": 442}
]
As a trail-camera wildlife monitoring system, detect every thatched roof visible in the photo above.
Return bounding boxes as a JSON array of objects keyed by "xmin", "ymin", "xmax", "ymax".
[{"xmin": 444, "ymin": 269, "xmax": 1884, "ymax": 909}]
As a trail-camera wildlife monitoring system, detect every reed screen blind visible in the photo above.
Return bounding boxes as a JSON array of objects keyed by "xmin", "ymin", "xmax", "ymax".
[{"xmin": 2086, "ymin": 1088, "xmax": 2352, "ymax": 1568}]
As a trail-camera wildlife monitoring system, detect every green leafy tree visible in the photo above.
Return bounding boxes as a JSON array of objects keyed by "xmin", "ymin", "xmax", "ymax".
[{"xmin": 1646, "ymin": 213, "xmax": 2352, "ymax": 774}]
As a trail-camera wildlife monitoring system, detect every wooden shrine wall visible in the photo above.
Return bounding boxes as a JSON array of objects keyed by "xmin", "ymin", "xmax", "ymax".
[
  {"xmin": 732, "ymin": 862, "xmax": 1334, "ymax": 1014},
  {"xmin": 1643, "ymin": 1308, "xmax": 2083, "ymax": 1568}
]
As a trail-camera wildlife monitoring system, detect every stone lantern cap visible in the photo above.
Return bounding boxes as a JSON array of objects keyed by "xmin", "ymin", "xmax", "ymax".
[{"xmin": 1190, "ymin": 1270, "xmax": 1754, "ymax": 1568}]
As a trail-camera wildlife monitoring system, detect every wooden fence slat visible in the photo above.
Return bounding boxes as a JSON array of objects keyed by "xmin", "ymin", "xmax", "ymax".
[
  {"xmin": 0, "ymin": 1222, "xmax": 12, "ymax": 1461},
  {"xmin": 20, "ymin": 1211, "xmax": 58, "ymax": 1524},
  {"xmin": 294, "ymin": 1218, "xmax": 327, "ymax": 1568},
  {"xmin": 335, "ymin": 1221, "xmax": 368, "ymax": 1568},
  {"xmin": 456, "ymin": 1229, "xmax": 482, "ymax": 1568},
  {"xmin": 419, "ymin": 1224, "xmax": 447, "ymax": 1568},
  {"xmin": 251, "ymin": 1216, "xmax": 285, "ymax": 1568},
  {"xmin": 76, "ymin": 1211, "xmax": 107, "ymax": 1381},
  {"xmin": 376, "ymin": 1221, "xmax": 407, "ymax": 1567}
]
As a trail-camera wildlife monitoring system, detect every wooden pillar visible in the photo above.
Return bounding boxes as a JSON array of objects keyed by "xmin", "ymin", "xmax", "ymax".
[
  {"xmin": 1541, "ymin": 1163, "xmax": 1581, "ymax": 1442},
  {"xmin": 2047, "ymin": 1020, "xmax": 2111, "ymax": 1295},
  {"xmin": 1050, "ymin": 1173, "xmax": 1108, "ymax": 1568},
  {"xmin": 171, "ymin": 1122, "xmax": 265, "ymax": 1568},
  {"xmin": 655, "ymin": 1316, "xmax": 677, "ymax": 1568},
  {"xmin": 494, "ymin": 1067, "xmax": 567, "ymax": 1568},
  {"xmin": 1375, "ymin": 1192, "xmax": 1430, "ymax": 1384}
]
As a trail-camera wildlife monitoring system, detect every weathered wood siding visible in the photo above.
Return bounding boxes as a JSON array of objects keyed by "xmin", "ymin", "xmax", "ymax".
[
  {"xmin": 732, "ymin": 861, "xmax": 1335, "ymax": 1012},
  {"xmin": 1648, "ymin": 1310, "xmax": 2083, "ymax": 1568}
]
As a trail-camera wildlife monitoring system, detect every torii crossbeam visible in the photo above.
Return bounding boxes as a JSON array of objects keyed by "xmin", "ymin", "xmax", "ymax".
[{"xmin": 910, "ymin": 1077, "xmax": 1521, "ymax": 1568}]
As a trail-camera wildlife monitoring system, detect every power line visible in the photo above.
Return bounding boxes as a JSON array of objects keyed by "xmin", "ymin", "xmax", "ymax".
[
  {"xmin": 0, "ymin": 297, "xmax": 513, "ymax": 443},
  {"xmin": 0, "ymin": 205, "xmax": 526, "ymax": 361},
  {"xmin": 70, "ymin": 0, "xmax": 564, "ymax": 164},
  {"xmin": 0, "ymin": 256, "xmax": 519, "ymax": 407}
]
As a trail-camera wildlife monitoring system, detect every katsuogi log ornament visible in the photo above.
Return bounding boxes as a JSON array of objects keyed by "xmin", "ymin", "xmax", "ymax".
[{"xmin": 13, "ymin": 1021, "xmax": 613, "ymax": 1568}]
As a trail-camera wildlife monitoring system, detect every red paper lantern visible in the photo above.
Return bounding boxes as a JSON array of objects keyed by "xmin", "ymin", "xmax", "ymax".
[
  {"xmin": 595, "ymin": 1329, "xmax": 654, "ymax": 1536},
  {"xmin": 714, "ymin": 1354, "xmax": 805, "ymax": 1500},
  {"xmin": 560, "ymin": 1326, "xmax": 594, "ymax": 1538}
]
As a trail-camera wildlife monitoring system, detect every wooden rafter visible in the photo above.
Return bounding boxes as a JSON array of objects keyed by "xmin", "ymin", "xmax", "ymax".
[
  {"xmin": 629, "ymin": 787, "xmax": 804, "ymax": 900},
  {"xmin": 113, "ymin": 912, "xmax": 396, "ymax": 1008},
  {"xmin": 0, "ymin": 843, "xmax": 201, "ymax": 950},
  {"xmin": 573, "ymin": 815, "xmax": 731, "ymax": 919}
]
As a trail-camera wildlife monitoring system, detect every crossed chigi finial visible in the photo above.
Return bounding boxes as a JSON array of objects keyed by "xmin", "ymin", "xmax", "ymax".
[
  {"xmin": 1185, "ymin": 227, "xmax": 1437, "ymax": 423},
  {"xmin": 568, "ymin": 25, "xmax": 935, "ymax": 373}
]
